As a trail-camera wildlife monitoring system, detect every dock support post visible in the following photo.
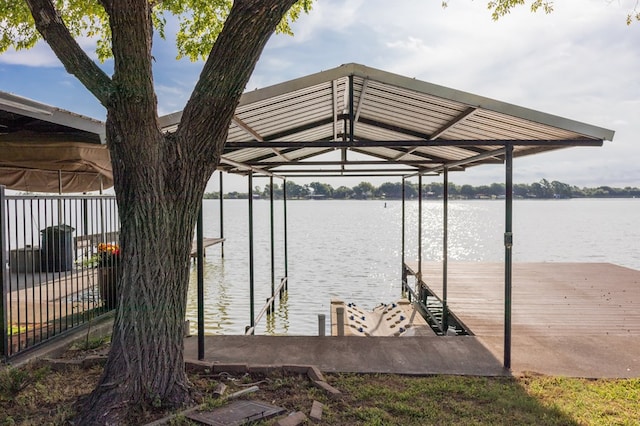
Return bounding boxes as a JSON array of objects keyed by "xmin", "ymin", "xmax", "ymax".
[
  {"xmin": 197, "ymin": 201, "xmax": 205, "ymax": 360},
  {"xmin": 283, "ymin": 179, "xmax": 289, "ymax": 291},
  {"xmin": 417, "ymin": 174, "xmax": 423, "ymax": 292},
  {"xmin": 318, "ymin": 314, "xmax": 326, "ymax": 336},
  {"xmin": 336, "ymin": 307, "xmax": 345, "ymax": 337},
  {"xmin": 270, "ymin": 176, "xmax": 275, "ymax": 312},
  {"xmin": 401, "ymin": 177, "xmax": 406, "ymax": 295},
  {"xmin": 442, "ymin": 168, "xmax": 449, "ymax": 332},
  {"xmin": 504, "ymin": 144, "xmax": 514, "ymax": 369},
  {"xmin": 219, "ymin": 171, "xmax": 224, "ymax": 258},
  {"xmin": 248, "ymin": 172, "xmax": 255, "ymax": 333},
  {"xmin": 0, "ymin": 186, "xmax": 7, "ymax": 359}
]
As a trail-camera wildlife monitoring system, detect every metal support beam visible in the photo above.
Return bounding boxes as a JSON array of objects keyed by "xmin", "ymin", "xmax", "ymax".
[
  {"xmin": 270, "ymin": 176, "xmax": 275, "ymax": 312},
  {"xmin": 442, "ymin": 168, "xmax": 449, "ymax": 332},
  {"xmin": 418, "ymin": 174, "xmax": 423, "ymax": 281},
  {"xmin": 401, "ymin": 177, "xmax": 406, "ymax": 294},
  {"xmin": 248, "ymin": 173, "xmax": 255, "ymax": 332},
  {"xmin": 267, "ymin": 168, "xmax": 423, "ymax": 174},
  {"xmin": 354, "ymin": 78, "xmax": 369, "ymax": 122},
  {"xmin": 395, "ymin": 107, "xmax": 479, "ymax": 161},
  {"xmin": 224, "ymin": 138, "xmax": 603, "ymax": 149},
  {"xmin": 245, "ymin": 160, "xmax": 442, "ymax": 167},
  {"xmin": 283, "ymin": 179, "xmax": 289, "ymax": 283},
  {"xmin": 266, "ymin": 173, "xmax": 434, "ymax": 179},
  {"xmin": 219, "ymin": 157, "xmax": 285, "ymax": 179},
  {"xmin": 504, "ymin": 144, "xmax": 514, "ymax": 369},
  {"xmin": 219, "ymin": 171, "xmax": 224, "ymax": 258},
  {"xmin": 332, "ymin": 80, "xmax": 339, "ymax": 141},
  {"xmin": 404, "ymin": 148, "xmax": 508, "ymax": 179},
  {"xmin": 232, "ymin": 116, "xmax": 290, "ymax": 162},
  {"xmin": 349, "ymin": 75, "xmax": 355, "ymax": 142},
  {"xmin": 197, "ymin": 202, "xmax": 205, "ymax": 360}
]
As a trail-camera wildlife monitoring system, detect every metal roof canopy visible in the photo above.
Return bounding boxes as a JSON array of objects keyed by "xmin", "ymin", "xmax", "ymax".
[
  {"xmin": 160, "ymin": 62, "xmax": 614, "ymax": 178},
  {"xmin": 162, "ymin": 64, "xmax": 616, "ymax": 370},
  {"xmin": 0, "ymin": 91, "xmax": 111, "ymax": 193}
]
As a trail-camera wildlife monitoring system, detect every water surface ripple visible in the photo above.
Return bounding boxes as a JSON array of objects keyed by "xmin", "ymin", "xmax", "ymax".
[{"xmin": 186, "ymin": 198, "xmax": 640, "ymax": 335}]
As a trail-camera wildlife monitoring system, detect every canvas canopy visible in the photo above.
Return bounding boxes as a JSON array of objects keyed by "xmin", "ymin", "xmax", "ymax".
[
  {"xmin": 0, "ymin": 92, "xmax": 110, "ymax": 193},
  {"xmin": 0, "ymin": 138, "xmax": 112, "ymax": 193}
]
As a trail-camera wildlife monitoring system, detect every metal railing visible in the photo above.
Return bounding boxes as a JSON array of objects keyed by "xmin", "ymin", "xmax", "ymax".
[
  {"xmin": 245, "ymin": 276, "xmax": 288, "ymax": 335},
  {"xmin": 402, "ymin": 262, "xmax": 469, "ymax": 336},
  {"xmin": 1, "ymin": 186, "xmax": 120, "ymax": 360}
]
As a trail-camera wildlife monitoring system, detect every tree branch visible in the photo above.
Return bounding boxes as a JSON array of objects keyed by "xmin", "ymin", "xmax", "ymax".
[
  {"xmin": 101, "ymin": 0, "xmax": 157, "ymax": 123},
  {"xmin": 25, "ymin": 0, "xmax": 113, "ymax": 106},
  {"xmin": 178, "ymin": 0, "xmax": 298, "ymax": 161}
]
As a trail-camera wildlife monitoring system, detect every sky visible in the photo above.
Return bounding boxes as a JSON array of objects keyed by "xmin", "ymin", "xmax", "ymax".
[{"xmin": 1, "ymin": 0, "xmax": 638, "ymax": 193}]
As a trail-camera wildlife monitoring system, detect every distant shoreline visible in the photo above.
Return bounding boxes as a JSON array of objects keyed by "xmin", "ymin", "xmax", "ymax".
[
  {"xmin": 204, "ymin": 195, "xmax": 639, "ymax": 200},
  {"xmin": 205, "ymin": 179, "xmax": 640, "ymax": 200}
]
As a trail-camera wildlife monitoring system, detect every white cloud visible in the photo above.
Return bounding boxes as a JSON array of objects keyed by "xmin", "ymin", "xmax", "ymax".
[
  {"xmin": 0, "ymin": 35, "xmax": 102, "ymax": 67},
  {"xmin": 0, "ymin": 42, "xmax": 60, "ymax": 67}
]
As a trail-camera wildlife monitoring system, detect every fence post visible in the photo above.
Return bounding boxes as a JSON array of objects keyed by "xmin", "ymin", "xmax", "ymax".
[{"xmin": 0, "ymin": 186, "xmax": 7, "ymax": 359}]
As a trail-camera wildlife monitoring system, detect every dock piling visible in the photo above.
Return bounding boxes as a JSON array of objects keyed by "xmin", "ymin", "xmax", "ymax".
[
  {"xmin": 336, "ymin": 307, "xmax": 345, "ymax": 336},
  {"xmin": 318, "ymin": 314, "xmax": 326, "ymax": 336}
]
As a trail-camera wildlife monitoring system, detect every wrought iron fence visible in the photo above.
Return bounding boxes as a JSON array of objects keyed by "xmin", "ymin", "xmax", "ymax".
[{"xmin": 1, "ymin": 186, "xmax": 120, "ymax": 360}]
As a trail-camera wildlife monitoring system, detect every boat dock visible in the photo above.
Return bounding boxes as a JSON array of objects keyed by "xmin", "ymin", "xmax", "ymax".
[
  {"xmin": 405, "ymin": 262, "xmax": 640, "ymax": 377},
  {"xmin": 180, "ymin": 262, "xmax": 640, "ymax": 379},
  {"xmin": 190, "ymin": 238, "xmax": 224, "ymax": 259}
]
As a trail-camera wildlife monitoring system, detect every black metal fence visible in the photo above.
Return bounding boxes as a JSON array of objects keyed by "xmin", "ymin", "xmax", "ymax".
[{"xmin": 1, "ymin": 186, "xmax": 120, "ymax": 360}]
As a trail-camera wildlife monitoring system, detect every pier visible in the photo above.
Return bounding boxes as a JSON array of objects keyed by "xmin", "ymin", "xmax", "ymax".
[
  {"xmin": 190, "ymin": 237, "xmax": 224, "ymax": 259},
  {"xmin": 405, "ymin": 261, "xmax": 640, "ymax": 377},
  {"xmin": 179, "ymin": 262, "xmax": 640, "ymax": 379}
]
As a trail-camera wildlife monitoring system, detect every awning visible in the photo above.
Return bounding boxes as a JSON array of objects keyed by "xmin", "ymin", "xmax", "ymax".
[
  {"xmin": 0, "ymin": 138, "xmax": 112, "ymax": 193},
  {"xmin": 0, "ymin": 92, "xmax": 110, "ymax": 193}
]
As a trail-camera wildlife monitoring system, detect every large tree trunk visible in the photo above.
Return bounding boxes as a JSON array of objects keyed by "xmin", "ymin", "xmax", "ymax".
[{"xmin": 52, "ymin": 1, "xmax": 299, "ymax": 424}]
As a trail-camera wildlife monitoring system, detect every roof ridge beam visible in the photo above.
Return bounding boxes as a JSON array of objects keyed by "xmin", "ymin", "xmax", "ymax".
[{"xmin": 225, "ymin": 138, "xmax": 603, "ymax": 149}]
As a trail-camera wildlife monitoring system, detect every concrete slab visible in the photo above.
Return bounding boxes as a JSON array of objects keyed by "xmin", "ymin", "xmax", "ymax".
[
  {"xmin": 479, "ymin": 335, "xmax": 640, "ymax": 378},
  {"xmin": 184, "ymin": 335, "xmax": 508, "ymax": 376}
]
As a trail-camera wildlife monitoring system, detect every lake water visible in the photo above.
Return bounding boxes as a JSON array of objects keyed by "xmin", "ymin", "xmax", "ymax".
[{"xmin": 185, "ymin": 198, "xmax": 640, "ymax": 335}]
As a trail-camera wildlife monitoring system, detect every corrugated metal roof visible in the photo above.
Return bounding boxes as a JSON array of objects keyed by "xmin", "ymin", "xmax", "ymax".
[{"xmin": 160, "ymin": 63, "xmax": 614, "ymax": 177}]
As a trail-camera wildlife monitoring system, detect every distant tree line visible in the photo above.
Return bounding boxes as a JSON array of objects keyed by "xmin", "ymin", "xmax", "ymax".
[{"xmin": 204, "ymin": 178, "xmax": 640, "ymax": 200}]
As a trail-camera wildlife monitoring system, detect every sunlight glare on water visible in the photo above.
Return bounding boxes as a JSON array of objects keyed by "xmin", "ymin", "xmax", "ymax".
[{"xmin": 186, "ymin": 198, "xmax": 640, "ymax": 335}]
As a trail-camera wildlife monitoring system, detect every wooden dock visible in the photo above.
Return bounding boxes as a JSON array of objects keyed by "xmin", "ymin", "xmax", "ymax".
[
  {"xmin": 406, "ymin": 262, "xmax": 640, "ymax": 377},
  {"xmin": 190, "ymin": 237, "xmax": 224, "ymax": 258}
]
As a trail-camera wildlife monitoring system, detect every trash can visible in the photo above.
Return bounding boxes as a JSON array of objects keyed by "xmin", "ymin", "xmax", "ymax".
[{"xmin": 40, "ymin": 225, "xmax": 75, "ymax": 272}]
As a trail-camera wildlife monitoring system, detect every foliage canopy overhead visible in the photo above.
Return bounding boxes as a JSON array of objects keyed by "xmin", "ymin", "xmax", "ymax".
[{"xmin": 0, "ymin": 0, "xmax": 313, "ymax": 62}]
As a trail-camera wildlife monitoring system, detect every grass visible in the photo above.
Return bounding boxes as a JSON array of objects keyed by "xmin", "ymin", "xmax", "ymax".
[{"xmin": 1, "ymin": 350, "xmax": 639, "ymax": 425}]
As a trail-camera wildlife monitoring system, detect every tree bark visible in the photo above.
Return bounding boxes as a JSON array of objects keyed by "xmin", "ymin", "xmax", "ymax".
[{"xmin": 30, "ymin": 0, "xmax": 298, "ymax": 423}]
